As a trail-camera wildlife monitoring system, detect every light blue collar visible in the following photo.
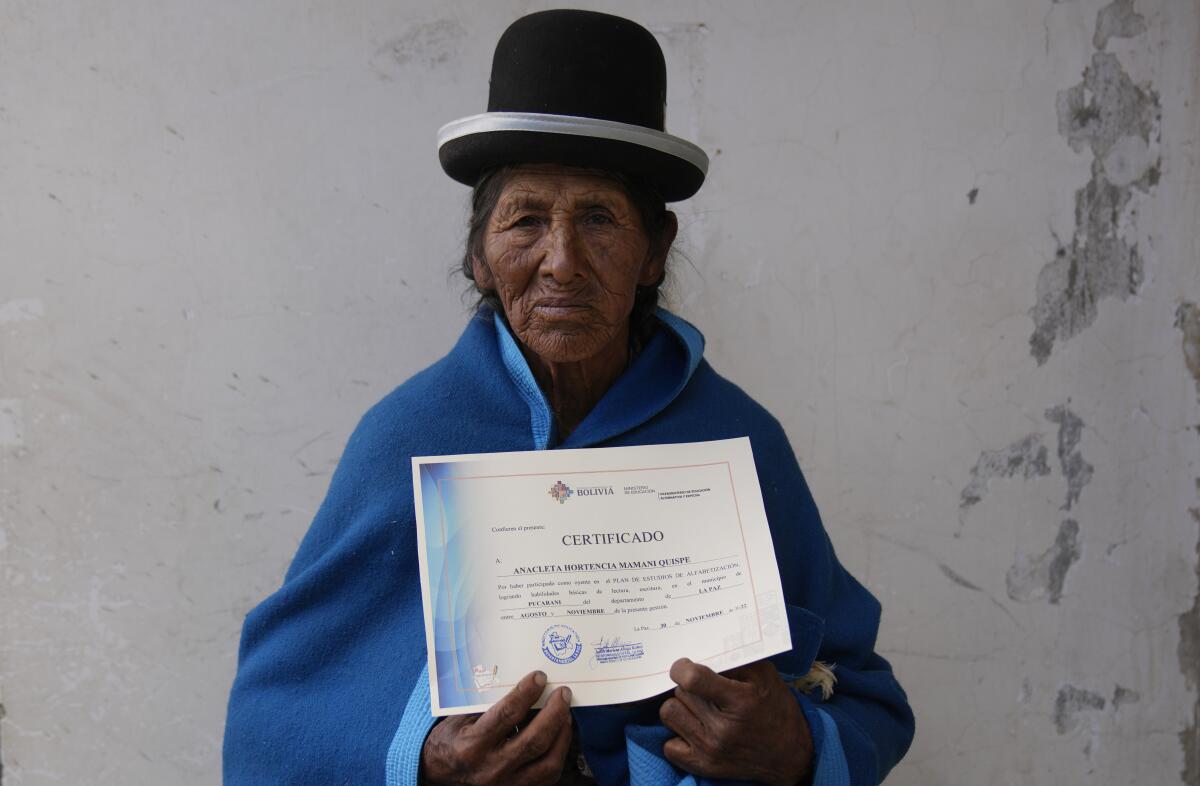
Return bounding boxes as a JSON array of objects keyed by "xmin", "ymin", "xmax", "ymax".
[
  {"xmin": 654, "ymin": 308, "xmax": 705, "ymax": 379},
  {"xmin": 492, "ymin": 308, "xmax": 705, "ymax": 450},
  {"xmin": 493, "ymin": 311, "xmax": 556, "ymax": 449}
]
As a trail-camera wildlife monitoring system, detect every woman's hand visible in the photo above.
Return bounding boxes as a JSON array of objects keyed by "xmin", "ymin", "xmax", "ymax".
[
  {"xmin": 659, "ymin": 658, "xmax": 813, "ymax": 786},
  {"xmin": 420, "ymin": 671, "xmax": 573, "ymax": 786}
]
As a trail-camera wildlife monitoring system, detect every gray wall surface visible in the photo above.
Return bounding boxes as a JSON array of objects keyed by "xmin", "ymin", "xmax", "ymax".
[{"xmin": 2, "ymin": 0, "xmax": 1198, "ymax": 783}]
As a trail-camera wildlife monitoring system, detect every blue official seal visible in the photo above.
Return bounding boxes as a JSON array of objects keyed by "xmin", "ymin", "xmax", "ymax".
[{"xmin": 541, "ymin": 624, "xmax": 582, "ymax": 665}]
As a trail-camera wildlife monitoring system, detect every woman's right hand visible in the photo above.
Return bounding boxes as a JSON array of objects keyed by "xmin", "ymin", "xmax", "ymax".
[{"xmin": 420, "ymin": 670, "xmax": 573, "ymax": 786}]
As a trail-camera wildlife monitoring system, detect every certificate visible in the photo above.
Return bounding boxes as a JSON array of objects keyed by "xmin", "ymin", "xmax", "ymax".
[{"xmin": 412, "ymin": 437, "xmax": 792, "ymax": 715}]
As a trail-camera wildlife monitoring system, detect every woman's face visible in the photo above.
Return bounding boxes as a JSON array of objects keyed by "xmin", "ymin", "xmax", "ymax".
[{"xmin": 474, "ymin": 165, "xmax": 669, "ymax": 365}]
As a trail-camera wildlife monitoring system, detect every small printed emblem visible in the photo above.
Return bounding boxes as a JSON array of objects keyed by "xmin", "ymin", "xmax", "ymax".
[
  {"xmin": 472, "ymin": 664, "xmax": 499, "ymax": 689},
  {"xmin": 548, "ymin": 480, "xmax": 574, "ymax": 504},
  {"xmin": 541, "ymin": 624, "xmax": 582, "ymax": 665}
]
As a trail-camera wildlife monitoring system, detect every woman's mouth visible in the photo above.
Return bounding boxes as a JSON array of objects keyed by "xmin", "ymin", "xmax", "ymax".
[{"xmin": 532, "ymin": 300, "xmax": 590, "ymax": 317}]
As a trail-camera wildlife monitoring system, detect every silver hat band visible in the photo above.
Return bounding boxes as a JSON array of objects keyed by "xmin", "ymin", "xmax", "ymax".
[{"xmin": 437, "ymin": 112, "xmax": 709, "ymax": 175}]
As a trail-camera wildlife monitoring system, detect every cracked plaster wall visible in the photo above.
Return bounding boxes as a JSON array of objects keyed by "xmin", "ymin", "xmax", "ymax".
[{"xmin": 1, "ymin": 1, "xmax": 1197, "ymax": 784}]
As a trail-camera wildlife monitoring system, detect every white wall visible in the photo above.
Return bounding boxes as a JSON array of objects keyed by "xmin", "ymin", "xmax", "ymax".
[{"xmin": 2, "ymin": 1, "xmax": 1197, "ymax": 783}]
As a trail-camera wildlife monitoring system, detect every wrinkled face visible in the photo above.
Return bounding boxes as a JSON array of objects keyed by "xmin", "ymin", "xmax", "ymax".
[{"xmin": 474, "ymin": 165, "xmax": 667, "ymax": 364}]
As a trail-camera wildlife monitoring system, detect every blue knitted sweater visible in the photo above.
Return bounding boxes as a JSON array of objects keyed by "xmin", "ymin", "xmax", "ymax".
[{"xmin": 223, "ymin": 309, "xmax": 914, "ymax": 785}]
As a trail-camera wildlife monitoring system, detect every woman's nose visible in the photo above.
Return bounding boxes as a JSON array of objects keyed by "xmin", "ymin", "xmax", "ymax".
[{"xmin": 541, "ymin": 222, "xmax": 586, "ymax": 283}]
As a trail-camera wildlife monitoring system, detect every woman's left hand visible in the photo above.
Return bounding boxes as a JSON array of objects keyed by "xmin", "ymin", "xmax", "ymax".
[{"xmin": 659, "ymin": 657, "xmax": 813, "ymax": 786}]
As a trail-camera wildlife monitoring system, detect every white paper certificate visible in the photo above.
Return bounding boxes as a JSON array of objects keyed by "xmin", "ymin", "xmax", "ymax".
[{"xmin": 412, "ymin": 437, "xmax": 791, "ymax": 715}]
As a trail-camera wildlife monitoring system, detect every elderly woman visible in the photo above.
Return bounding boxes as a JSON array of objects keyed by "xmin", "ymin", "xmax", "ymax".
[{"xmin": 224, "ymin": 10, "xmax": 913, "ymax": 786}]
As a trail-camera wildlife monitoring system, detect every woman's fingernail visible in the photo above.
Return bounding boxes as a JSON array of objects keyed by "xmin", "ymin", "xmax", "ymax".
[
  {"xmin": 561, "ymin": 687, "xmax": 573, "ymax": 703},
  {"xmin": 533, "ymin": 671, "xmax": 547, "ymax": 688}
]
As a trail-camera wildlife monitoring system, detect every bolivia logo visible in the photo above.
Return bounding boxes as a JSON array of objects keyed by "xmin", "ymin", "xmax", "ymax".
[{"xmin": 548, "ymin": 480, "xmax": 574, "ymax": 504}]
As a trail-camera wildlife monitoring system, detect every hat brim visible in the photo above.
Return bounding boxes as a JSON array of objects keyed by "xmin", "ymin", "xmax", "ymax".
[{"xmin": 437, "ymin": 112, "xmax": 708, "ymax": 202}]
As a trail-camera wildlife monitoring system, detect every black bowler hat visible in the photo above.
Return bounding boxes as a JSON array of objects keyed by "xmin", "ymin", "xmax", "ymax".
[{"xmin": 437, "ymin": 9, "xmax": 708, "ymax": 202}]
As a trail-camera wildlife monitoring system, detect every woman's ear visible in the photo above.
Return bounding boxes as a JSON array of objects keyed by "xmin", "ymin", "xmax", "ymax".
[
  {"xmin": 471, "ymin": 254, "xmax": 495, "ymax": 290},
  {"xmin": 640, "ymin": 211, "xmax": 678, "ymax": 287}
]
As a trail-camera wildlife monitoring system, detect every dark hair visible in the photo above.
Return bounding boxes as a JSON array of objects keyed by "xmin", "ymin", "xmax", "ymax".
[{"xmin": 458, "ymin": 165, "xmax": 673, "ymax": 349}]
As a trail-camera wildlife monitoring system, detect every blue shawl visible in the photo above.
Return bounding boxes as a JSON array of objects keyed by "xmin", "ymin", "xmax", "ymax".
[{"xmin": 223, "ymin": 309, "xmax": 914, "ymax": 785}]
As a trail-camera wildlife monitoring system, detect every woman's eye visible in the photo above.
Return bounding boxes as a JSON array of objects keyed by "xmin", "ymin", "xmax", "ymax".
[
  {"xmin": 512, "ymin": 215, "xmax": 542, "ymax": 228},
  {"xmin": 584, "ymin": 212, "xmax": 614, "ymax": 225}
]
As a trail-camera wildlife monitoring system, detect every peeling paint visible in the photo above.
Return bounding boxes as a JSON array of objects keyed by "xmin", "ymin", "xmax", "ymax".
[
  {"xmin": 1045, "ymin": 405, "xmax": 1094, "ymax": 510},
  {"xmin": 960, "ymin": 433, "xmax": 1051, "ymax": 514},
  {"xmin": 1054, "ymin": 684, "xmax": 1107, "ymax": 734},
  {"xmin": 1102, "ymin": 132, "xmax": 1158, "ymax": 188},
  {"xmin": 1112, "ymin": 684, "xmax": 1140, "ymax": 709},
  {"xmin": 1181, "ymin": 508, "xmax": 1200, "ymax": 786},
  {"xmin": 1093, "ymin": 0, "xmax": 1147, "ymax": 51},
  {"xmin": 1177, "ymin": 303, "xmax": 1200, "ymax": 394},
  {"xmin": 1179, "ymin": 305, "xmax": 1200, "ymax": 786},
  {"xmin": 1031, "ymin": 37, "xmax": 1161, "ymax": 364},
  {"xmin": 1007, "ymin": 519, "xmax": 1080, "ymax": 604},
  {"xmin": 370, "ymin": 19, "xmax": 466, "ymax": 78},
  {"xmin": 1029, "ymin": 164, "xmax": 1146, "ymax": 364},
  {"xmin": 1057, "ymin": 52, "xmax": 1158, "ymax": 160}
]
